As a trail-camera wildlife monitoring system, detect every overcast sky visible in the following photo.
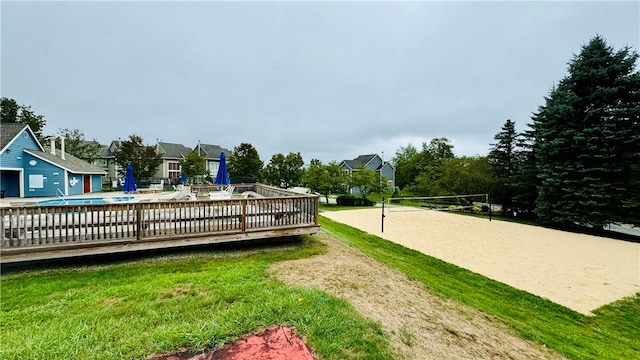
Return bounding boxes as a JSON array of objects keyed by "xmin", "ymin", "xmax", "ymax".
[{"xmin": 2, "ymin": 1, "xmax": 638, "ymax": 164}]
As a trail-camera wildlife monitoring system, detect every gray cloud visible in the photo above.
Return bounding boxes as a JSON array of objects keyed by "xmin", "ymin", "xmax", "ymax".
[{"xmin": 2, "ymin": 1, "xmax": 638, "ymax": 164}]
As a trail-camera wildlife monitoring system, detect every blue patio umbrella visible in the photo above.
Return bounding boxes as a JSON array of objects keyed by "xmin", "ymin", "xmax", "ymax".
[
  {"xmin": 214, "ymin": 152, "xmax": 230, "ymax": 186},
  {"xmin": 122, "ymin": 164, "xmax": 137, "ymax": 194},
  {"xmin": 181, "ymin": 171, "xmax": 187, "ymax": 185}
]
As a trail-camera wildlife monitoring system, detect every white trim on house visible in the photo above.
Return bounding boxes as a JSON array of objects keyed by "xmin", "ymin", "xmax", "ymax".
[
  {"xmin": 0, "ymin": 125, "xmax": 45, "ymax": 156},
  {"xmin": 23, "ymin": 150, "xmax": 107, "ymax": 175}
]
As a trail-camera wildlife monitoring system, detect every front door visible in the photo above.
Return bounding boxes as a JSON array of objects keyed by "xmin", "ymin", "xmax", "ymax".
[{"xmin": 84, "ymin": 175, "xmax": 91, "ymax": 193}]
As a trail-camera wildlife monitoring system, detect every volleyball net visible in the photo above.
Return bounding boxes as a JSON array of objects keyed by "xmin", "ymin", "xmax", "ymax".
[{"xmin": 384, "ymin": 194, "xmax": 490, "ymax": 213}]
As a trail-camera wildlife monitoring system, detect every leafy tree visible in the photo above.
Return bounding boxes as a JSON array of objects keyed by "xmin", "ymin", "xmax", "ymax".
[
  {"xmin": 179, "ymin": 151, "xmax": 207, "ymax": 184},
  {"xmin": 1, "ymin": 97, "xmax": 47, "ymax": 144},
  {"xmin": 303, "ymin": 159, "xmax": 347, "ymax": 203},
  {"xmin": 263, "ymin": 152, "xmax": 305, "ymax": 189},
  {"xmin": 531, "ymin": 35, "xmax": 640, "ymax": 227},
  {"xmin": 228, "ymin": 143, "xmax": 263, "ymax": 182},
  {"xmin": 113, "ymin": 135, "xmax": 163, "ymax": 182},
  {"xmin": 392, "ymin": 144, "xmax": 420, "ymax": 190},
  {"xmin": 440, "ymin": 156, "xmax": 495, "ymax": 196},
  {"xmin": 56, "ymin": 128, "xmax": 102, "ymax": 163},
  {"xmin": 405, "ymin": 138, "xmax": 455, "ymax": 195},
  {"xmin": 1, "ymin": 97, "xmax": 20, "ymax": 122},
  {"xmin": 488, "ymin": 119, "xmax": 520, "ymax": 215},
  {"xmin": 349, "ymin": 165, "xmax": 387, "ymax": 198},
  {"xmin": 424, "ymin": 137, "xmax": 455, "ymax": 161}
]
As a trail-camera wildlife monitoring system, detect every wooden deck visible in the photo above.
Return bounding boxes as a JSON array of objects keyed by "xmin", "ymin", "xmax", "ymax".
[{"xmin": 1, "ymin": 184, "xmax": 320, "ymax": 264}]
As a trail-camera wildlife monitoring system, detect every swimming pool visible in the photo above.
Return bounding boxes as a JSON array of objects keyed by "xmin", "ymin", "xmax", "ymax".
[{"xmin": 37, "ymin": 196, "xmax": 135, "ymax": 206}]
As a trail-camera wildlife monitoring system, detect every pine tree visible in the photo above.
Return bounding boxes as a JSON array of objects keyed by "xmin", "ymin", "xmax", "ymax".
[
  {"xmin": 532, "ymin": 36, "xmax": 640, "ymax": 228},
  {"xmin": 510, "ymin": 126, "xmax": 538, "ymax": 217},
  {"xmin": 488, "ymin": 119, "xmax": 519, "ymax": 215}
]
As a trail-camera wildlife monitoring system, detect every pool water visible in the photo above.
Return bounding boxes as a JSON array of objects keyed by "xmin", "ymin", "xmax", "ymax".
[{"xmin": 37, "ymin": 196, "xmax": 135, "ymax": 206}]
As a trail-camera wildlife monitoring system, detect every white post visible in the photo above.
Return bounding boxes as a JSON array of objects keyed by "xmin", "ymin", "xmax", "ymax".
[{"xmin": 61, "ymin": 138, "xmax": 66, "ymax": 160}]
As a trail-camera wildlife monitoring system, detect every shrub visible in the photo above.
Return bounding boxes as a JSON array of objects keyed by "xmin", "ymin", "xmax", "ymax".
[{"xmin": 336, "ymin": 195, "xmax": 376, "ymax": 206}]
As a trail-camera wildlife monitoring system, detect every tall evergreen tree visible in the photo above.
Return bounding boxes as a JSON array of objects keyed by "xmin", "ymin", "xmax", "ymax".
[
  {"xmin": 532, "ymin": 36, "xmax": 640, "ymax": 227},
  {"xmin": 510, "ymin": 125, "xmax": 538, "ymax": 217},
  {"xmin": 488, "ymin": 119, "xmax": 519, "ymax": 215}
]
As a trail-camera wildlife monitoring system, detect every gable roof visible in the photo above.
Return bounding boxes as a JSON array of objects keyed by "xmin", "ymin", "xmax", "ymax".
[
  {"xmin": 195, "ymin": 143, "xmax": 231, "ymax": 159},
  {"xmin": 0, "ymin": 123, "xmax": 43, "ymax": 152},
  {"xmin": 156, "ymin": 142, "xmax": 193, "ymax": 159},
  {"xmin": 98, "ymin": 144, "xmax": 111, "ymax": 158},
  {"xmin": 24, "ymin": 149, "xmax": 107, "ymax": 174},
  {"xmin": 342, "ymin": 154, "xmax": 378, "ymax": 170}
]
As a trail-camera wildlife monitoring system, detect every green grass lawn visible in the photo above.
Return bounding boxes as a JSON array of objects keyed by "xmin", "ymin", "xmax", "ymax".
[
  {"xmin": 319, "ymin": 216, "xmax": 640, "ymax": 360},
  {"xmin": 0, "ymin": 239, "xmax": 393, "ymax": 360},
  {"xmin": 2, "ymin": 215, "xmax": 638, "ymax": 360}
]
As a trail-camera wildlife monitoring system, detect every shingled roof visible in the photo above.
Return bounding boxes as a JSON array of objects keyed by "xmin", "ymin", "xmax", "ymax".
[
  {"xmin": 23, "ymin": 148, "xmax": 106, "ymax": 174},
  {"xmin": 195, "ymin": 143, "xmax": 231, "ymax": 159},
  {"xmin": 24, "ymin": 147, "xmax": 106, "ymax": 175},
  {"xmin": 156, "ymin": 142, "xmax": 193, "ymax": 159},
  {"xmin": 342, "ymin": 154, "xmax": 378, "ymax": 169},
  {"xmin": 1, "ymin": 123, "xmax": 43, "ymax": 151}
]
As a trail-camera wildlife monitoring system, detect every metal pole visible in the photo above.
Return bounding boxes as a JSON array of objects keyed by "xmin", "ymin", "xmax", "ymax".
[
  {"xmin": 489, "ymin": 195, "xmax": 492, "ymax": 222},
  {"xmin": 381, "ymin": 197, "xmax": 385, "ymax": 233}
]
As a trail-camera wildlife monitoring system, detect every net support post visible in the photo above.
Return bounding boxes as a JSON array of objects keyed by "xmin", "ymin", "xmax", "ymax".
[{"xmin": 381, "ymin": 197, "xmax": 385, "ymax": 233}]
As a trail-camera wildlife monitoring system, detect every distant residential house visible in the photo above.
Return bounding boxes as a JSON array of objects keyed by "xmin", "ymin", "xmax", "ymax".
[
  {"xmin": 155, "ymin": 141, "xmax": 193, "ymax": 180},
  {"xmin": 339, "ymin": 154, "xmax": 396, "ymax": 195},
  {"xmin": 92, "ymin": 139, "xmax": 123, "ymax": 183},
  {"xmin": 0, "ymin": 123, "xmax": 106, "ymax": 198},
  {"xmin": 194, "ymin": 142, "xmax": 232, "ymax": 179}
]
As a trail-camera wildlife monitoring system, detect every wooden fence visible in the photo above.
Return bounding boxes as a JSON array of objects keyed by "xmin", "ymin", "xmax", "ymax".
[{"xmin": 1, "ymin": 189, "xmax": 319, "ymax": 263}]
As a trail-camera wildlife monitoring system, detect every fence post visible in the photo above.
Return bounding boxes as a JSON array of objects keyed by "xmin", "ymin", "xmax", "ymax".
[{"xmin": 241, "ymin": 199, "xmax": 247, "ymax": 232}]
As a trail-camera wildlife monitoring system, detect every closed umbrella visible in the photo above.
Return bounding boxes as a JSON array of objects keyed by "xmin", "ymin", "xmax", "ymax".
[
  {"xmin": 181, "ymin": 171, "xmax": 187, "ymax": 185},
  {"xmin": 214, "ymin": 152, "xmax": 230, "ymax": 186},
  {"xmin": 122, "ymin": 164, "xmax": 137, "ymax": 194}
]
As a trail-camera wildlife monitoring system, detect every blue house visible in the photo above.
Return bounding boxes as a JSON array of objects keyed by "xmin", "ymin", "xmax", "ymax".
[
  {"xmin": 0, "ymin": 123, "xmax": 106, "ymax": 198},
  {"xmin": 339, "ymin": 154, "xmax": 396, "ymax": 195}
]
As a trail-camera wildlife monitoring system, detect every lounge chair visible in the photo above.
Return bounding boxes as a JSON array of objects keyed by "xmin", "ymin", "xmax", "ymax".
[
  {"xmin": 159, "ymin": 186, "xmax": 195, "ymax": 201},
  {"xmin": 209, "ymin": 185, "xmax": 235, "ymax": 199}
]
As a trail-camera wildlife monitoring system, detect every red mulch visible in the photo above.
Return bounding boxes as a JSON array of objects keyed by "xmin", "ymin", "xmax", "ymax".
[{"xmin": 149, "ymin": 326, "xmax": 316, "ymax": 360}]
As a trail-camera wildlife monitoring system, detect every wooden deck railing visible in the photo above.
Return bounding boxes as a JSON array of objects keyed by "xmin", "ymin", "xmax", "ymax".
[{"xmin": 1, "ymin": 193, "xmax": 319, "ymax": 262}]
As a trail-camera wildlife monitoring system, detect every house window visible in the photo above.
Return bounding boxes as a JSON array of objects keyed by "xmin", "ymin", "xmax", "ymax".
[
  {"xmin": 29, "ymin": 174, "xmax": 44, "ymax": 188},
  {"xmin": 210, "ymin": 162, "xmax": 219, "ymax": 176},
  {"xmin": 168, "ymin": 161, "xmax": 181, "ymax": 178}
]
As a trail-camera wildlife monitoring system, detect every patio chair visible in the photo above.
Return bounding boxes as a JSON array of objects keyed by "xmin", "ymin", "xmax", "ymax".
[{"xmin": 209, "ymin": 185, "xmax": 235, "ymax": 199}]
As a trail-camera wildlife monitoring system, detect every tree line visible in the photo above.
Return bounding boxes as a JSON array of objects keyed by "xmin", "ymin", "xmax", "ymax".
[{"xmin": 3, "ymin": 35, "xmax": 638, "ymax": 230}]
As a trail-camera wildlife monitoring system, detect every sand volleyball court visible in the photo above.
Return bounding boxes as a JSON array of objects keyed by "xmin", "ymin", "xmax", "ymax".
[{"xmin": 321, "ymin": 207, "xmax": 640, "ymax": 315}]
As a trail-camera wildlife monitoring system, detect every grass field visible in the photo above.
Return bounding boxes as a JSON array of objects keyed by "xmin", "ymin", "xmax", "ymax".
[
  {"xmin": 0, "ymin": 239, "xmax": 393, "ymax": 360},
  {"xmin": 1, "ymin": 215, "xmax": 638, "ymax": 360}
]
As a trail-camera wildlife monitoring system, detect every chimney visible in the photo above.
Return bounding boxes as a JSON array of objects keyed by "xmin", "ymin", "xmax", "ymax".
[
  {"xmin": 61, "ymin": 138, "xmax": 66, "ymax": 160},
  {"xmin": 50, "ymin": 138, "xmax": 56, "ymax": 156}
]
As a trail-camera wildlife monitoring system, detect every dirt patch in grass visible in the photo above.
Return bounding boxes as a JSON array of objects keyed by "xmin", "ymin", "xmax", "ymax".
[
  {"xmin": 269, "ymin": 231, "xmax": 566, "ymax": 359},
  {"xmin": 149, "ymin": 326, "xmax": 315, "ymax": 360}
]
